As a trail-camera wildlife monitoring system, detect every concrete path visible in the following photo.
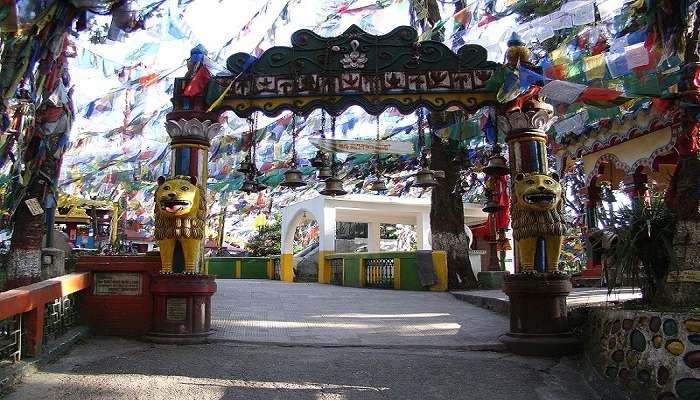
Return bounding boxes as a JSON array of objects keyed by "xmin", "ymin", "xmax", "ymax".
[
  {"xmin": 211, "ymin": 280, "xmax": 509, "ymax": 348},
  {"xmin": 3, "ymin": 337, "xmax": 601, "ymax": 400}
]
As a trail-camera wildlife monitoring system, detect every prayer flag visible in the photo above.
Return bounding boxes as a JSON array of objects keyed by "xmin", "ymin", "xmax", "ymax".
[
  {"xmin": 540, "ymin": 80, "xmax": 586, "ymax": 104},
  {"xmin": 583, "ymin": 53, "xmax": 606, "ymax": 80},
  {"xmin": 183, "ymin": 66, "xmax": 211, "ymax": 97},
  {"xmin": 605, "ymin": 51, "xmax": 630, "ymax": 78}
]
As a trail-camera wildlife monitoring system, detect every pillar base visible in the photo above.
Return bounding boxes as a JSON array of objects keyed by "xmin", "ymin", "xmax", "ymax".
[
  {"xmin": 499, "ymin": 332, "xmax": 581, "ymax": 356},
  {"xmin": 477, "ymin": 271, "xmax": 507, "ymax": 289},
  {"xmin": 501, "ymin": 273, "xmax": 581, "ymax": 356},
  {"xmin": 147, "ymin": 273, "xmax": 217, "ymax": 344}
]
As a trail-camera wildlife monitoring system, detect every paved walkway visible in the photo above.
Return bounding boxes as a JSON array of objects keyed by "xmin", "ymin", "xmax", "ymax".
[
  {"xmin": 211, "ymin": 280, "xmax": 508, "ymax": 348},
  {"xmin": 4, "ymin": 338, "xmax": 601, "ymax": 400}
]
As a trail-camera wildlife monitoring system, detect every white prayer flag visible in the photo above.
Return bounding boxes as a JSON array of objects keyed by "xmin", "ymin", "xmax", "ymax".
[
  {"xmin": 625, "ymin": 42, "xmax": 650, "ymax": 69},
  {"xmin": 572, "ymin": 2, "xmax": 596, "ymax": 25},
  {"xmin": 541, "ymin": 80, "xmax": 587, "ymax": 104},
  {"xmin": 554, "ymin": 110, "xmax": 588, "ymax": 136}
]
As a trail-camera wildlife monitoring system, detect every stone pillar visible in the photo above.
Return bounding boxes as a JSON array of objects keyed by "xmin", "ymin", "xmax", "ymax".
[{"xmin": 496, "ymin": 94, "xmax": 580, "ymax": 355}]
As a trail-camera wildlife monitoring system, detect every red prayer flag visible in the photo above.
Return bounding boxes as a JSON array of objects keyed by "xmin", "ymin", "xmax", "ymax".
[
  {"xmin": 454, "ymin": 8, "xmax": 471, "ymax": 26},
  {"xmin": 544, "ymin": 64, "xmax": 567, "ymax": 80},
  {"xmin": 577, "ymin": 87, "xmax": 623, "ymax": 102},
  {"xmin": 477, "ymin": 14, "xmax": 496, "ymax": 27},
  {"xmin": 183, "ymin": 66, "xmax": 211, "ymax": 97}
]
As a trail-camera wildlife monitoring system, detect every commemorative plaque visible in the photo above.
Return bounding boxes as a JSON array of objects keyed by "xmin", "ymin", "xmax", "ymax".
[{"xmin": 93, "ymin": 272, "xmax": 142, "ymax": 296}]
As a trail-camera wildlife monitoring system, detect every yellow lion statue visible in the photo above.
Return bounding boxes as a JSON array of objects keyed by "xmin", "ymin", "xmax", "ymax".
[
  {"xmin": 511, "ymin": 173, "xmax": 566, "ymax": 273},
  {"xmin": 154, "ymin": 175, "xmax": 206, "ymax": 273}
]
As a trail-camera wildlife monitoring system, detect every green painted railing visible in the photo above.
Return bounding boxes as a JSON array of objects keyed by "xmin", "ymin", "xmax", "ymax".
[
  {"xmin": 324, "ymin": 251, "xmax": 447, "ymax": 291},
  {"xmin": 205, "ymin": 257, "xmax": 273, "ymax": 279}
]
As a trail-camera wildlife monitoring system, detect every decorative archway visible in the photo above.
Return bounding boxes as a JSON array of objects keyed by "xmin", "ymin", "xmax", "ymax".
[
  {"xmin": 171, "ymin": 24, "xmax": 499, "ymax": 119},
  {"xmin": 166, "ymin": 24, "xmax": 501, "ymax": 283}
]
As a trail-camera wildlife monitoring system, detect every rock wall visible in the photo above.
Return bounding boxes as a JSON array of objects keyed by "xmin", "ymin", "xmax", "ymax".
[{"xmin": 585, "ymin": 308, "xmax": 700, "ymax": 400}]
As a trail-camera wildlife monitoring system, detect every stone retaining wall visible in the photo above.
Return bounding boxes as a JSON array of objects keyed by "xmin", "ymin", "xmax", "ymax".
[{"xmin": 584, "ymin": 308, "xmax": 700, "ymax": 400}]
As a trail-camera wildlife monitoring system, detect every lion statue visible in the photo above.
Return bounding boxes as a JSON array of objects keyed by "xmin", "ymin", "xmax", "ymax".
[
  {"xmin": 154, "ymin": 175, "xmax": 206, "ymax": 273},
  {"xmin": 511, "ymin": 173, "xmax": 566, "ymax": 273}
]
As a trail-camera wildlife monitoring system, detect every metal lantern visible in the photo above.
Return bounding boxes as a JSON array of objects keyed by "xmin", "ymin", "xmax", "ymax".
[
  {"xmin": 482, "ymin": 199, "xmax": 501, "ymax": 214},
  {"xmin": 483, "ymin": 154, "xmax": 510, "ymax": 177},
  {"xmin": 256, "ymin": 181, "xmax": 268, "ymax": 192},
  {"xmin": 309, "ymin": 151, "xmax": 327, "ymax": 168},
  {"xmin": 319, "ymin": 176, "xmax": 347, "ymax": 196},
  {"xmin": 281, "ymin": 168, "xmax": 305, "ymax": 188},
  {"xmin": 240, "ymin": 175, "xmax": 257, "ymax": 193},
  {"xmin": 237, "ymin": 155, "xmax": 253, "ymax": 174},
  {"xmin": 368, "ymin": 177, "xmax": 387, "ymax": 192},
  {"xmin": 414, "ymin": 168, "xmax": 438, "ymax": 188}
]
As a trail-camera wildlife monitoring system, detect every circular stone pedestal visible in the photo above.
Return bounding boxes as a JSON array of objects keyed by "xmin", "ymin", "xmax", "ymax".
[
  {"xmin": 500, "ymin": 273, "xmax": 581, "ymax": 356},
  {"xmin": 146, "ymin": 273, "xmax": 217, "ymax": 344}
]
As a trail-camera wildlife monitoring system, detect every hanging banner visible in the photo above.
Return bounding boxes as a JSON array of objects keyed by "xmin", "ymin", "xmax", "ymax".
[{"xmin": 309, "ymin": 138, "xmax": 414, "ymax": 155}]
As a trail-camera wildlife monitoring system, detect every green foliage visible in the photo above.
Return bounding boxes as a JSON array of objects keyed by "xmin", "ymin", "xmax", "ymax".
[
  {"xmin": 246, "ymin": 215, "xmax": 281, "ymax": 256},
  {"xmin": 605, "ymin": 194, "xmax": 676, "ymax": 302}
]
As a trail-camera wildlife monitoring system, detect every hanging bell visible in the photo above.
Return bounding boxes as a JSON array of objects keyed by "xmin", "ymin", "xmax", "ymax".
[
  {"xmin": 368, "ymin": 177, "xmax": 387, "ymax": 192},
  {"xmin": 317, "ymin": 166, "xmax": 333, "ymax": 181},
  {"xmin": 240, "ymin": 175, "xmax": 257, "ymax": 193},
  {"xmin": 451, "ymin": 152, "xmax": 473, "ymax": 170},
  {"xmin": 237, "ymin": 155, "xmax": 253, "ymax": 174},
  {"xmin": 482, "ymin": 199, "xmax": 501, "ymax": 214},
  {"xmin": 309, "ymin": 151, "xmax": 327, "ymax": 168},
  {"xmin": 483, "ymin": 155, "xmax": 510, "ymax": 177},
  {"xmin": 414, "ymin": 168, "xmax": 438, "ymax": 188},
  {"xmin": 319, "ymin": 176, "xmax": 347, "ymax": 196},
  {"xmin": 281, "ymin": 168, "xmax": 305, "ymax": 188}
]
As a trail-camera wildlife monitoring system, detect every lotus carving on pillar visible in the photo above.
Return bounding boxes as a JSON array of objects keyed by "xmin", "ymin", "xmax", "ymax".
[
  {"xmin": 165, "ymin": 119, "xmax": 223, "ymax": 142},
  {"xmin": 497, "ymin": 97, "xmax": 557, "ymax": 135}
]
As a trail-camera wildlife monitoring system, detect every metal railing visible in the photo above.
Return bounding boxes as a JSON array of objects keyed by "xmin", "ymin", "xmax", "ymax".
[
  {"xmin": 0, "ymin": 315, "xmax": 23, "ymax": 363},
  {"xmin": 329, "ymin": 258, "xmax": 343, "ymax": 286},
  {"xmin": 364, "ymin": 258, "xmax": 395, "ymax": 289},
  {"xmin": 43, "ymin": 293, "xmax": 81, "ymax": 346}
]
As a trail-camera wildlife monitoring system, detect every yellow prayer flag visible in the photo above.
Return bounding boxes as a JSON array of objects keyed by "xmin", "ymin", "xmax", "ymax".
[
  {"xmin": 583, "ymin": 53, "xmax": 606, "ymax": 80},
  {"xmin": 550, "ymin": 47, "xmax": 568, "ymax": 64}
]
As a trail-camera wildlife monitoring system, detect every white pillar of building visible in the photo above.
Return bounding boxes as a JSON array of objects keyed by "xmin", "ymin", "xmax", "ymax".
[
  {"xmin": 416, "ymin": 212, "xmax": 432, "ymax": 250},
  {"xmin": 319, "ymin": 205, "xmax": 337, "ymax": 253},
  {"xmin": 367, "ymin": 222, "xmax": 381, "ymax": 252}
]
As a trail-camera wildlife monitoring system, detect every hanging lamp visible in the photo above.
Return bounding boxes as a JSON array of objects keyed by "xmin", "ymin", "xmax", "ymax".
[
  {"xmin": 413, "ymin": 108, "xmax": 437, "ymax": 188},
  {"xmin": 319, "ymin": 115, "xmax": 347, "ymax": 196},
  {"xmin": 280, "ymin": 114, "xmax": 306, "ymax": 188},
  {"xmin": 310, "ymin": 110, "xmax": 328, "ymax": 168},
  {"xmin": 369, "ymin": 114, "xmax": 387, "ymax": 193},
  {"xmin": 240, "ymin": 173, "xmax": 257, "ymax": 194},
  {"xmin": 239, "ymin": 114, "xmax": 264, "ymax": 193}
]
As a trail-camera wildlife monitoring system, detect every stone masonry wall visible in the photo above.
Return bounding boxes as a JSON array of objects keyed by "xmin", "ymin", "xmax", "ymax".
[{"xmin": 585, "ymin": 308, "xmax": 700, "ymax": 399}]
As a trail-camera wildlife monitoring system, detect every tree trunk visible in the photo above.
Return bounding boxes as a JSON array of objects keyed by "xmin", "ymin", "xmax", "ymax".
[
  {"xmin": 5, "ymin": 104, "xmax": 69, "ymax": 290},
  {"xmin": 429, "ymin": 115, "xmax": 477, "ymax": 289},
  {"xmin": 661, "ymin": 2, "xmax": 700, "ymax": 304},
  {"xmin": 5, "ymin": 187, "xmax": 45, "ymax": 289}
]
